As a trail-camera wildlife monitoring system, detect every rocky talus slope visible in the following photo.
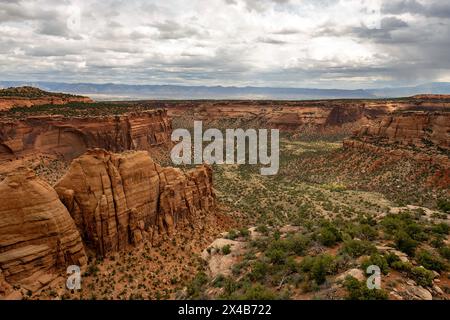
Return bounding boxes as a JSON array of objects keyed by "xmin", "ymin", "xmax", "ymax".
[
  {"xmin": 0, "ymin": 168, "xmax": 87, "ymax": 297},
  {"xmin": 0, "ymin": 109, "xmax": 172, "ymax": 164}
]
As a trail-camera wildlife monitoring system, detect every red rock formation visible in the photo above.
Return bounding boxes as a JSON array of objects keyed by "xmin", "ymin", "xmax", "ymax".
[
  {"xmin": 344, "ymin": 112, "xmax": 450, "ymax": 168},
  {"xmin": 0, "ymin": 109, "xmax": 172, "ymax": 164},
  {"xmin": 55, "ymin": 149, "xmax": 215, "ymax": 256},
  {"xmin": 0, "ymin": 168, "xmax": 87, "ymax": 285},
  {"xmin": 165, "ymin": 98, "xmax": 450, "ymax": 132},
  {"xmin": 349, "ymin": 112, "xmax": 450, "ymax": 150},
  {"xmin": 0, "ymin": 86, "xmax": 93, "ymax": 111}
]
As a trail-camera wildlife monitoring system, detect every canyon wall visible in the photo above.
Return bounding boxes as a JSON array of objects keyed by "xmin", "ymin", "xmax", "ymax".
[
  {"xmin": 165, "ymin": 98, "xmax": 450, "ymax": 132},
  {"xmin": 0, "ymin": 110, "xmax": 172, "ymax": 164},
  {"xmin": 344, "ymin": 112, "xmax": 450, "ymax": 168}
]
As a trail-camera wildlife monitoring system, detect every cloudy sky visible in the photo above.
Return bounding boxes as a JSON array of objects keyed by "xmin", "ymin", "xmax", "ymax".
[{"xmin": 0, "ymin": 0, "xmax": 449, "ymax": 89}]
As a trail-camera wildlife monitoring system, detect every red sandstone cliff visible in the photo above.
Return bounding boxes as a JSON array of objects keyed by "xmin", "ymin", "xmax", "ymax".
[
  {"xmin": 0, "ymin": 109, "xmax": 172, "ymax": 163},
  {"xmin": 165, "ymin": 98, "xmax": 450, "ymax": 133},
  {"xmin": 344, "ymin": 112, "xmax": 450, "ymax": 168}
]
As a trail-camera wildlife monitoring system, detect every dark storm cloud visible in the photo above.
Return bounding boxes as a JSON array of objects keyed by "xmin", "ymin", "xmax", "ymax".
[{"xmin": 382, "ymin": 0, "xmax": 450, "ymax": 18}]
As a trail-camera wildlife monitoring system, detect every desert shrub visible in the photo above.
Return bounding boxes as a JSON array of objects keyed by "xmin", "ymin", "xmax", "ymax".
[
  {"xmin": 360, "ymin": 254, "xmax": 389, "ymax": 275},
  {"xmin": 265, "ymin": 235, "xmax": 309, "ymax": 264},
  {"xmin": 212, "ymin": 274, "xmax": 226, "ymax": 288},
  {"xmin": 222, "ymin": 245, "xmax": 232, "ymax": 255},
  {"xmin": 287, "ymin": 234, "xmax": 310, "ymax": 255},
  {"xmin": 239, "ymin": 228, "xmax": 250, "ymax": 238},
  {"xmin": 249, "ymin": 261, "xmax": 270, "ymax": 281},
  {"xmin": 355, "ymin": 224, "xmax": 378, "ymax": 241},
  {"xmin": 343, "ymin": 276, "xmax": 388, "ymax": 300},
  {"xmin": 386, "ymin": 252, "xmax": 401, "ymax": 266},
  {"xmin": 256, "ymin": 225, "xmax": 269, "ymax": 235},
  {"xmin": 391, "ymin": 261, "xmax": 413, "ymax": 273},
  {"xmin": 430, "ymin": 235, "xmax": 445, "ymax": 248},
  {"xmin": 318, "ymin": 225, "xmax": 341, "ymax": 247},
  {"xmin": 394, "ymin": 231, "xmax": 418, "ymax": 256},
  {"xmin": 431, "ymin": 223, "xmax": 450, "ymax": 235},
  {"xmin": 340, "ymin": 240, "xmax": 377, "ymax": 258},
  {"xmin": 409, "ymin": 267, "xmax": 434, "ymax": 287},
  {"xmin": 220, "ymin": 277, "xmax": 240, "ymax": 297},
  {"xmin": 389, "ymin": 263, "xmax": 434, "ymax": 287},
  {"xmin": 345, "ymin": 223, "xmax": 378, "ymax": 241},
  {"xmin": 266, "ymin": 247, "xmax": 286, "ymax": 264},
  {"xmin": 415, "ymin": 250, "xmax": 448, "ymax": 272},
  {"xmin": 251, "ymin": 238, "xmax": 269, "ymax": 251},
  {"xmin": 238, "ymin": 284, "xmax": 277, "ymax": 300},
  {"xmin": 437, "ymin": 198, "xmax": 450, "ymax": 213},
  {"xmin": 226, "ymin": 230, "xmax": 238, "ymax": 240},
  {"xmin": 381, "ymin": 213, "xmax": 427, "ymax": 242},
  {"xmin": 438, "ymin": 246, "xmax": 450, "ymax": 260},
  {"xmin": 273, "ymin": 230, "xmax": 281, "ymax": 240},
  {"xmin": 300, "ymin": 254, "xmax": 337, "ymax": 285},
  {"xmin": 187, "ymin": 272, "xmax": 208, "ymax": 298}
]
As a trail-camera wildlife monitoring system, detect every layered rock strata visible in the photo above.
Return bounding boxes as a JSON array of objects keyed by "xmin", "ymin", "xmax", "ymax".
[
  {"xmin": 55, "ymin": 149, "xmax": 215, "ymax": 256},
  {"xmin": 0, "ymin": 168, "xmax": 87, "ymax": 285},
  {"xmin": 0, "ymin": 110, "xmax": 172, "ymax": 163},
  {"xmin": 344, "ymin": 112, "xmax": 450, "ymax": 168}
]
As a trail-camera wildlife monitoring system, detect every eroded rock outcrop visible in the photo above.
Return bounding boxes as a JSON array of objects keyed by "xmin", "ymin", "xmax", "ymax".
[
  {"xmin": 0, "ymin": 168, "xmax": 87, "ymax": 285},
  {"xmin": 55, "ymin": 149, "xmax": 215, "ymax": 256},
  {"xmin": 0, "ymin": 109, "xmax": 172, "ymax": 163}
]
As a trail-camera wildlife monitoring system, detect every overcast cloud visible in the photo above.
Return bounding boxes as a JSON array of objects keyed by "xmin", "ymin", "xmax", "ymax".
[{"xmin": 0, "ymin": 0, "xmax": 449, "ymax": 89}]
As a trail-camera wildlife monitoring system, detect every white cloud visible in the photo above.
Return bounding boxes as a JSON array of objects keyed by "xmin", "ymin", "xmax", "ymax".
[{"xmin": 0, "ymin": 0, "xmax": 448, "ymax": 88}]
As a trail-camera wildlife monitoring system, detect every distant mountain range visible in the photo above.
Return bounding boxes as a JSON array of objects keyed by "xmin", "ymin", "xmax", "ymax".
[{"xmin": 1, "ymin": 81, "xmax": 450, "ymax": 100}]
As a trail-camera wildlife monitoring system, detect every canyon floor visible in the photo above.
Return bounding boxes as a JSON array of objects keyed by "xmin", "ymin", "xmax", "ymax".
[
  {"xmin": 0, "ymin": 95, "xmax": 449, "ymax": 300},
  {"xmin": 29, "ymin": 126, "xmax": 447, "ymax": 300}
]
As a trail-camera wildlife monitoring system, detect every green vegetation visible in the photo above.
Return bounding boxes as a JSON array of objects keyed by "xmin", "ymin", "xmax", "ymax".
[
  {"xmin": 415, "ymin": 250, "xmax": 447, "ymax": 272},
  {"xmin": 340, "ymin": 240, "xmax": 376, "ymax": 258},
  {"xmin": 343, "ymin": 277, "xmax": 388, "ymax": 300},
  {"xmin": 300, "ymin": 254, "xmax": 337, "ymax": 285},
  {"xmin": 222, "ymin": 245, "xmax": 232, "ymax": 255},
  {"xmin": 176, "ymin": 124, "xmax": 450, "ymax": 301},
  {"xmin": 437, "ymin": 198, "xmax": 450, "ymax": 213}
]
